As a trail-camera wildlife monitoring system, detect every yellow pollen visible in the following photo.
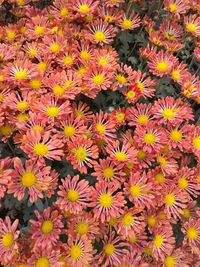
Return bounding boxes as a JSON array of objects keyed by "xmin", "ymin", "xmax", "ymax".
[
  {"xmin": 104, "ymin": 243, "xmax": 115, "ymax": 256},
  {"xmin": 145, "ymin": 246, "xmax": 152, "ymax": 255},
  {"xmin": 187, "ymin": 227, "xmax": 198, "ymax": 240},
  {"xmin": 35, "ymin": 257, "xmax": 50, "ymax": 267},
  {"xmin": 127, "ymin": 90, "xmax": 135, "ymax": 99},
  {"xmin": 114, "ymin": 151, "xmax": 127, "ymax": 161},
  {"xmin": 75, "ymin": 109, "xmax": 84, "ymax": 118},
  {"xmin": 14, "ymin": 70, "xmax": 28, "ymax": 80},
  {"xmin": 50, "ymin": 43, "xmax": 60, "ymax": 53},
  {"xmin": 122, "ymin": 19, "xmax": 133, "ymax": 30},
  {"xmin": 155, "ymin": 173, "xmax": 165, "ymax": 184},
  {"xmin": 105, "ymin": 15, "xmax": 113, "ymax": 23},
  {"xmin": 147, "ymin": 215, "xmax": 157, "ymax": 227},
  {"xmin": 182, "ymin": 208, "xmax": 190, "ymax": 218},
  {"xmin": 6, "ymin": 30, "xmax": 16, "ymax": 40},
  {"xmin": 78, "ymin": 4, "xmax": 90, "ymax": 14},
  {"xmin": 168, "ymin": 3, "xmax": 177, "ymax": 12},
  {"xmin": 28, "ymin": 48, "xmax": 37, "ymax": 56},
  {"xmin": 77, "ymin": 66, "xmax": 86, "ymax": 75},
  {"xmin": 33, "ymin": 143, "xmax": 48, "ymax": 157},
  {"xmin": 63, "ymin": 56, "xmax": 74, "ymax": 65},
  {"xmin": 2, "ymin": 232, "xmax": 14, "ymax": 248},
  {"xmin": 67, "ymin": 189, "xmax": 79, "ymax": 202},
  {"xmin": 76, "ymin": 222, "xmax": 89, "ymax": 235},
  {"xmin": 162, "ymin": 108, "xmax": 175, "ymax": 119},
  {"xmin": 122, "ymin": 213, "xmax": 134, "ymax": 226},
  {"xmin": 137, "ymin": 149, "xmax": 146, "ymax": 160},
  {"xmin": 96, "ymin": 123, "xmax": 106, "ymax": 134},
  {"xmin": 38, "ymin": 62, "xmax": 47, "ymax": 71},
  {"xmin": 116, "ymin": 112, "xmax": 125, "ymax": 122},
  {"xmin": 164, "ymin": 256, "xmax": 176, "ymax": 267},
  {"xmin": 178, "ymin": 177, "xmax": 188, "ymax": 189},
  {"xmin": 0, "ymin": 93, "xmax": 4, "ymax": 102},
  {"xmin": 137, "ymin": 82, "xmax": 144, "ymax": 91},
  {"xmin": 0, "ymin": 125, "xmax": 13, "ymax": 136},
  {"xmin": 186, "ymin": 23, "xmax": 197, "ymax": 33},
  {"xmin": 144, "ymin": 132, "xmax": 156, "ymax": 145},
  {"xmin": 74, "ymin": 147, "xmax": 87, "ymax": 161},
  {"xmin": 0, "ymin": 74, "xmax": 4, "ymax": 82},
  {"xmin": 170, "ymin": 130, "xmax": 182, "ymax": 142},
  {"xmin": 109, "ymin": 216, "xmax": 117, "ymax": 226},
  {"xmin": 34, "ymin": 26, "xmax": 44, "ymax": 35},
  {"xmin": 98, "ymin": 57, "xmax": 108, "ymax": 66},
  {"xmin": 137, "ymin": 114, "xmax": 149, "ymax": 124},
  {"xmin": 30, "ymin": 79, "xmax": 41, "ymax": 89},
  {"xmin": 99, "ymin": 193, "xmax": 113, "ymax": 208},
  {"xmin": 64, "ymin": 125, "xmax": 76, "ymax": 137},
  {"xmin": 17, "ymin": 264, "xmax": 26, "ymax": 267},
  {"xmin": 17, "ymin": 113, "xmax": 29, "ymax": 122},
  {"xmin": 129, "ymin": 235, "xmax": 137, "ymax": 244},
  {"xmin": 156, "ymin": 61, "xmax": 169, "ymax": 72},
  {"xmin": 171, "ymin": 70, "xmax": 180, "ymax": 81},
  {"xmin": 21, "ymin": 172, "xmax": 36, "ymax": 187},
  {"xmin": 193, "ymin": 137, "xmax": 200, "ymax": 149},
  {"xmin": 80, "ymin": 50, "xmax": 90, "ymax": 61},
  {"xmin": 70, "ymin": 245, "xmax": 82, "ymax": 260},
  {"xmin": 116, "ymin": 74, "xmax": 127, "ymax": 84},
  {"xmin": 130, "ymin": 184, "xmax": 141, "ymax": 198},
  {"xmin": 153, "ymin": 234, "xmax": 163, "ymax": 248},
  {"xmin": 17, "ymin": 101, "xmax": 28, "ymax": 111},
  {"xmin": 41, "ymin": 220, "xmax": 54, "ymax": 235},
  {"xmin": 94, "ymin": 31, "xmax": 106, "ymax": 42},
  {"xmin": 46, "ymin": 106, "xmax": 60, "ymax": 118},
  {"xmin": 32, "ymin": 125, "xmax": 44, "ymax": 133},
  {"xmin": 93, "ymin": 74, "xmax": 105, "ymax": 85},
  {"xmin": 53, "ymin": 84, "xmax": 65, "ymax": 96},
  {"xmin": 165, "ymin": 193, "xmax": 175, "ymax": 206},
  {"xmin": 157, "ymin": 156, "xmax": 167, "ymax": 167},
  {"xmin": 103, "ymin": 167, "xmax": 114, "ymax": 179},
  {"xmin": 60, "ymin": 7, "xmax": 69, "ymax": 17},
  {"xmin": 17, "ymin": 0, "xmax": 25, "ymax": 6}
]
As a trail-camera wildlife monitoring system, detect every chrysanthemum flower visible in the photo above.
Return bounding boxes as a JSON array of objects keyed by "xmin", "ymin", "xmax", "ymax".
[
  {"xmin": 67, "ymin": 137, "xmax": 98, "ymax": 173},
  {"xmin": 5, "ymin": 92, "xmax": 32, "ymax": 113},
  {"xmin": 50, "ymin": 0, "xmax": 71, "ymax": 21},
  {"xmin": 124, "ymin": 171, "xmax": 155, "ymax": 210},
  {"xmin": 113, "ymin": 64, "xmax": 134, "ymax": 90},
  {"xmin": 163, "ymin": 248, "xmax": 193, "ymax": 267},
  {"xmin": 164, "ymin": 0, "xmax": 189, "ymax": 16},
  {"xmin": 109, "ymin": 107, "xmax": 126, "ymax": 128},
  {"xmin": 139, "ymin": 44, "xmax": 157, "ymax": 60},
  {"xmin": 72, "ymin": 101, "xmax": 93, "ymax": 123},
  {"xmin": 0, "ymin": 43, "xmax": 16, "ymax": 61},
  {"xmin": 20, "ymin": 130, "xmax": 64, "ymax": 161},
  {"xmin": 184, "ymin": 126, "xmax": 200, "ymax": 159},
  {"xmin": 0, "ymin": 217, "xmax": 19, "ymax": 265},
  {"xmin": 156, "ymin": 152, "xmax": 178, "ymax": 175},
  {"xmin": 182, "ymin": 218, "xmax": 200, "ymax": 255},
  {"xmin": 0, "ymin": 158, "xmax": 13, "ymax": 199},
  {"xmin": 166, "ymin": 123, "xmax": 188, "ymax": 150},
  {"xmin": 27, "ymin": 16, "xmax": 49, "ymax": 40},
  {"xmin": 160, "ymin": 21, "xmax": 184, "ymax": 41},
  {"xmin": 91, "ymin": 181, "xmax": 126, "ymax": 223},
  {"xmin": 148, "ymin": 50, "xmax": 176, "ymax": 77},
  {"xmin": 56, "ymin": 175, "xmax": 91, "ymax": 214},
  {"xmin": 73, "ymin": 0, "xmax": 99, "ymax": 17},
  {"xmin": 170, "ymin": 61, "xmax": 189, "ymax": 84},
  {"xmin": 127, "ymin": 103, "xmax": 153, "ymax": 127},
  {"xmin": 184, "ymin": 15, "xmax": 200, "ymax": 37},
  {"xmin": 119, "ymin": 12, "xmax": 141, "ymax": 31},
  {"xmin": 8, "ymin": 157, "xmax": 52, "ymax": 203}
]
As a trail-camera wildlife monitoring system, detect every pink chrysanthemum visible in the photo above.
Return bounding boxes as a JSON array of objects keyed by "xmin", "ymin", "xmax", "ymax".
[{"xmin": 0, "ymin": 157, "xmax": 13, "ymax": 199}]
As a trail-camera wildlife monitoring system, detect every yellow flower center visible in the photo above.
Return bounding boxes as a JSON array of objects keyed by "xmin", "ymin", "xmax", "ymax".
[
  {"xmin": 98, "ymin": 57, "xmax": 108, "ymax": 66},
  {"xmin": 34, "ymin": 26, "xmax": 44, "ymax": 35},
  {"xmin": 76, "ymin": 222, "xmax": 89, "ymax": 235},
  {"xmin": 137, "ymin": 149, "xmax": 146, "ymax": 160},
  {"xmin": 99, "ymin": 193, "xmax": 113, "ymax": 208},
  {"xmin": 64, "ymin": 125, "xmax": 76, "ymax": 137},
  {"xmin": 127, "ymin": 90, "xmax": 135, "ymax": 99},
  {"xmin": 6, "ymin": 30, "xmax": 16, "ymax": 40},
  {"xmin": 116, "ymin": 74, "xmax": 127, "ymax": 84},
  {"xmin": 164, "ymin": 256, "xmax": 176, "ymax": 267},
  {"xmin": 32, "ymin": 125, "xmax": 44, "ymax": 133},
  {"xmin": 17, "ymin": 0, "xmax": 25, "ymax": 6},
  {"xmin": 63, "ymin": 56, "xmax": 74, "ymax": 65},
  {"xmin": 0, "ymin": 125, "xmax": 13, "ymax": 136},
  {"xmin": 103, "ymin": 167, "xmax": 114, "ymax": 179},
  {"xmin": 80, "ymin": 50, "xmax": 90, "ymax": 61},
  {"xmin": 33, "ymin": 143, "xmax": 48, "ymax": 157},
  {"xmin": 122, "ymin": 19, "xmax": 133, "ymax": 30},
  {"xmin": 14, "ymin": 70, "xmax": 28, "ymax": 80},
  {"xmin": 94, "ymin": 31, "xmax": 106, "ymax": 42},
  {"xmin": 168, "ymin": 3, "xmax": 177, "ymax": 12},
  {"xmin": 2, "ymin": 232, "xmax": 14, "ymax": 248},
  {"xmin": 38, "ymin": 62, "xmax": 47, "ymax": 71},
  {"xmin": 165, "ymin": 193, "xmax": 175, "ymax": 206},
  {"xmin": 157, "ymin": 156, "xmax": 167, "ymax": 167},
  {"xmin": 187, "ymin": 227, "xmax": 198, "ymax": 240},
  {"xmin": 162, "ymin": 108, "xmax": 175, "ymax": 119},
  {"xmin": 116, "ymin": 112, "xmax": 125, "ymax": 122},
  {"xmin": 30, "ymin": 79, "xmax": 41, "ymax": 89},
  {"xmin": 16, "ymin": 114, "xmax": 29, "ymax": 121},
  {"xmin": 122, "ymin": 213, "xmax": 134, "ymax": 226},
  {"xmin": 0, "ymin": 93, "xmax": 3, "ymax": 102},
  {"xmin": 171, "ymin": 70, "xmax": 180, "ymax": 81},
  {"xmin": 155, "ymin": 173, "xmax": 165, "ymax": 184},
  {"xmin": 93, "ymin": 74, "xmax": 105, "ymax": 85},
  {"xmin": 178, "ymin": 177, "xmax": 188, "ymax": 189},
  {"xmin": 193, "ymin": 137, "xmax": 200, "ymax": 149},
  {"xmin": 170, "ymin": 130, "xmax": 182, "ymax": 142},
  {"xmin": 186, "ymin": 23, "xmax": 197, "ymax": 33},
  {"xmin": 145, "ymin": 246, "xmax": 152, "ymax": 256},
  {"xmin": 96, "ymin": 123, "xmax": 106, "ymax": 134},
  {"xmin": 153, "ymin": 234, "xmax": 163, "ymax": 248},
  {"xmin": 74, "ymin": 147, "xmax": 87, "ymax": 161},
  {"xmin": 109, "ymin": 216, "xmax": 117, "ymax": 226},
  {"xmin": 67, "ymin": 189, "xmax": 79, "ymax": 202},
  {"xmin": 129, "ymin": 235, "xmax": 137, "ymax": 244},
  {"xmin": 182, "ymin": 208, "xmax": 190, "ymax": 218},
  {"xmin": 17, "ymin": 101, "xmax": 28, "ymax": 111},
  {"xmin": 105, "ymin": 15, "xmax": 113, "ymax": 23},
  {"xmin": 137, "ymin": 114, "xmax": 149, "ymax": 124},
  {"xmin": 28, "ymin": 48, "xmax": 37, "ymax": 57},
  {"xmin": 50, "ymin": 43, "xmax": 60, "ymax": 53},
  {"xmin": 144, "ymin": 133, "xmax": 156, "ymax": 145},
  {"xmin": 147, "ymin": 215, "xmax": 157, "ymax": 227},
  {"xmin": 114, "ymin": 151, "xmax": 127, "ymax": 161},
  {"xmin": 60, "ymin": 7, "xmax": 69, "ymax": 17},
  {"xmin": 104, "ymin": 243, "xmax": 115, "ymax": 256},
  {"xmin": 21, "ymin": 171, "xmax": 36, "ymax": 187},
  {"xmin": 35, "ymin": 257, "xmax": 50, "ymax": 267},
  {"xmin": 70, "ymin": 245, "xmax": 82, "ymax": 260},
  {"xmin": 156, "ymin": 61, "xmax": 169, "ymax": 72},
  {"xmin": 17, "ymin": 264, "xmax": 26, "ymax": 267},
  {"xmin": 79, "ymin": 4, "xmax": 90, "ymax": 14},
  {"xmin": 46, "ymin": 106, "xmax": 60, "ymax": 118},
  {"xmin": 41, "ymin": 220, "xmax": 54, "ymax": 235},
  {"xmin": 52, "ymin": 84, "xmax": 65, "ymax": 96},
  {"xmin": 130, "ymin": 184, "xmax": 141, "ymax": 198}
]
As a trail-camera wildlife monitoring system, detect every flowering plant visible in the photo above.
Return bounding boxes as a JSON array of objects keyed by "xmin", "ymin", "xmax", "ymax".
[{"xmin": 0, "ymin": 0, "xmax": 200, "ymax": 266}]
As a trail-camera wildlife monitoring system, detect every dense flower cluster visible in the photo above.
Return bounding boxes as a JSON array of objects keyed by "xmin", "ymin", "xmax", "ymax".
[{"xmin": 0, "ymin": 0, "xmax": 200, "ymax": 266}]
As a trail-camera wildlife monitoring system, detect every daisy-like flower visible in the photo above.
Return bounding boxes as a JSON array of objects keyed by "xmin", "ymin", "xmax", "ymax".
[
  {"xmin": 181, "ymin": 73, "xmax": 200, "ymax": 99},
  {"xmin": 113, "ymin": 64, "xmax": 134, "ymax": 90},
  {"xmin": 0, "ymin": 158, "xmax": 13, "ymax": 199},
  {"xmin": 135, "ymin": 121, "xmax": 167, "ymax": 154},
  {"xmin": 91, "ymin": 181, "xmax": 126, "ymax": 223},
  {"xmin": 148, "ymin": 50, "xmax": 176, "ymax": 77},
  {"xmin": 127, "ymin": 103, "xmax": 153, "ymax": 127},
  {"xmin": 73, "ymin": 0, "xmax": 99, "ymax": 17},
  {"xmin": 96, "ymin": 230, "xmax": 128, "ymax": 267},
  {"xmin": 5, "ymin": 92, "xmax": 32, "ymax": 113},
  {"xmin": 150, "ymin": 223, "xmax": 175, "ymax": 261},
  {"xmin": 72, "ymin": 101, "xmax": 93, "ymax": 123},
  {"xmin": 92, "ymin": 158, "xmax": 125, "ymax": 187},
  {"xmin": 139, "ymin": 44, "xmax": 157, "ymax": 60},
  {"xmin": 50, "ymin": 0, "xmax": 71, "ymax": 21},
  {"xmin": 29, "ymin": 207, "xmax": 63, "ymax": 249},
  {"xmin": 0, "ymin": 217, "xmax": 19, "ymax": 265},
  {"xmin": 106, "ymin": 140, "xmax": 137, "ymax": 166},
  {"xmin": 56, "ymin": 175, "xmax": 91, "ymax": 214},
  {"xmin": 7, "ymin": 157, "xmax": 51, "ymax": 203},
  {"xmin": 161, "ymin": 184, "xmax": 188, "ymax": 220},
  {"xmin": 182, "ymin": 218, "xmax": 200, "ymax": 255},
  {"xmin": 64, "ymin": 235, "xmax": 93, "ymax": 267},
  {"xmin": 119, "ymin": 12, "xmax": 141, "ymax": 31},
  {"xmin": 88, "ymin": 20, "xmax": 116, "ymax": 45},
  {"xmin": 184, "ymin": 15, "xmax": 200, "ymax": 37},
  {"xmin": 156, "ymin": 152, "xmax": 178, "ymax": 175},
  {"xmin": 163, "ymin": 248, "xmax": 193, "ymax": 267},
  {"xmin": 20, "ymin": 130, "xmax": 64, "ymax": 161},
  {"xmin": 117, "ymin": 208, "xmax": 145, "ymax": 238},
  {"xmin": 67, "ymin": 136, "xmax": 98, "ymax": 173},
  {"xmin": 185, "ymin": 126, "xmax": 200, "ymax": 159},
  {"xmin": 164, "ymin": 0, "xmax": 189, "ymax": 16},
  {"xmin": 160, "ymin": 21, "xmax": 184, "ymax": 41},
  {"xmin": 109, "ymin": 107, "xmax": 127, "ymax": 128},
  {"xmin": 27, "ymin": 16, "xmax": 49, "ymax": 40},
  {"xmin": 124, "ymin": 171, "xmax": 155, "ymax": 210},
  {"xmin": 0, "ymin": 43, "xmax": 16, "ymax": 61}
]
